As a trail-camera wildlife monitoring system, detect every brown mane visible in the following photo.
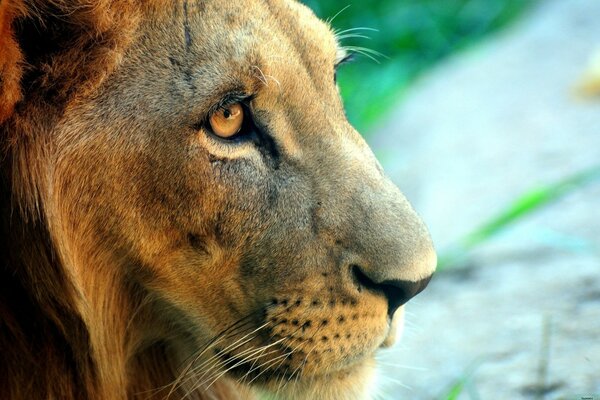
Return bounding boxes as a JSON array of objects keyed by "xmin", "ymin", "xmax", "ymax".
[{"xmin": 0, "ymin": 1, "xmax": 181, "ymax": 398}]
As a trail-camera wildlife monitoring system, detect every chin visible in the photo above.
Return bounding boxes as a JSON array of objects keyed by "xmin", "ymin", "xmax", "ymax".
[{"xmin": 253, "ymin": 358, "xmax": 377, "ymax": 400}]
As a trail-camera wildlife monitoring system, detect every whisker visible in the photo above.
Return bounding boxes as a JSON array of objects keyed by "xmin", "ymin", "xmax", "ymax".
[
  {"xmin": 238, "ymin": 321, "xmax": 308, "ymax": 388},
  {"xmin": 189, "ymin": 344, "xmax": 283, "ymax": 397},
  {"xmin": 165, "ymin": 316, "xmax": 257, "ymax": 398},
  {"xmin": 170, "ymin": 303, "xmax": 295, "ymax": 397},
  {"xmin": 200, "ymin": 344, "xmax": 285, "ymax": 393},
  {"xmin": 241, "ymin": 318, "xmax": 304, "ymax": 384},
  {"xmin": 236, "ymin": 332, "xmax": 289, "ymax": 388},
  {"xmin": 165, "ymin": 306, "xmax": 276, "ymax": 398},
  {"xmin": 187, "ymin": 333, "xmax": 262, "ymax": 391},
  {"xmin": 375, "ymin": 362, "xmax": 428, "ymax": 371},
  {"xmin": 244, "ymin": 349, "xmax": 296, "ymax": 386},
  {"xmin": 276, "ymin": 322, "xmax": 326, "ymax": 394},
  {"xmin": 326, "ymin": 4, "xmax": 351, "ymax": 25},
  {"xmin": 197, "ymin": 304, "xmax": 293, "ymax": 370},
  {"xmin": 124, "ymin": 294, "xmax": 152, "ymax": 339},
  {"xmin": 342, "ymin": 46, "xmax": 387, "ymax": 64},
  {"xmin": 252, "ymin": 65, "xmax": 268, "ymax": 86},
  {"xmin": 333, "ymin": 27, "xmax": 379, "ymax": 36},
  {"xmin": 378, "ymin": 375, "xmax": 413, "ymax": 391},
  {"xmin": 271, "ymin": 330, "xmax": 315, "ymax": 397},
  {"xmin": 193, "ymin": 333, "xmax": 289, "ymax": 385},
  {"xmin": 335, "ymin": 33, "xmax": 372, "ymax": 41},
  {"xmin": 191, "ymin": 320, "xmax": 271, "ymax": 374},
  {"xmin": 236, "ymin": 345, "xmax": 282, "ymax": 387},
  {"xmin": 196, "ymin": 306, "xmax": 271, "ymax": 357}
]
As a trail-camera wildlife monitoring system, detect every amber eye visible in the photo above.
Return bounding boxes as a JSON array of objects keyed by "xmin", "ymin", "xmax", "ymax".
[{"xmin": 209, "ymin": 103, "xmax": 244, "ymax": 138}]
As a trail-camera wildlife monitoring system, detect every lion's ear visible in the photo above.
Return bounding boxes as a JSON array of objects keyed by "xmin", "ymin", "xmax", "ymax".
[
  {"xmin": 0, "ymin": 0, "xmax": 25, "ymax": 123},
  {"xmin": 0, "ymin": 0, "xmax": 140, "ymax": 125}
]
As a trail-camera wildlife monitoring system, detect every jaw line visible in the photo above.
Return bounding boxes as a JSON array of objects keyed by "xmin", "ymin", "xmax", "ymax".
[{"xmin": 253, "ymin": 357, "xmax": 377, "ymax": 400}]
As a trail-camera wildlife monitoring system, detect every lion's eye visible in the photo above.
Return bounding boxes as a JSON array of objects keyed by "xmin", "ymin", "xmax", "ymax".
[
  {"xmin": 334, "ymin": 53, "xmax": 356, "ymax": 83},
  {"xmin": 209, "ymin": 103, "xmax": 244, "ymax": 138}
]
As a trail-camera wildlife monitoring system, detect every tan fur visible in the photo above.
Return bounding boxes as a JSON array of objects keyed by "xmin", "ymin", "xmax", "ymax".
[{"xmin": 0, "ymin": 1, "xmax": 436, "ymax": 399}]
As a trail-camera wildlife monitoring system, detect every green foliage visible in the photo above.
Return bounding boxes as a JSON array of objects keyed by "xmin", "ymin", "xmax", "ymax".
[
  {"xmin": 302, "ymin": 0, "xmax": 535, "ymax": 133},
  {"xmin": 439, "ymin": 165, "xmax": 600, "ymax": 270}
]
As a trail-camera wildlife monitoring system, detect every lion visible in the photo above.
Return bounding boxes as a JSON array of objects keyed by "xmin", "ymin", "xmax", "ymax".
[{"xmin": 0, "ymin": 1, "xmax": 436, "ymax": 399}]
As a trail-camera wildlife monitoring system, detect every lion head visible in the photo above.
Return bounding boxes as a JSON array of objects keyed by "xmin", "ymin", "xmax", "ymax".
[{"xmin": 0, "ymin": 1, "xmax": 436, "ymax": 399}]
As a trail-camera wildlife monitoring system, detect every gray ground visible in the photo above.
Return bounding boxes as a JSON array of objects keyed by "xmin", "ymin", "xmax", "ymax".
[{"xmin": 367, "ymin": 0, "xmax": 600, "ymax": 398}]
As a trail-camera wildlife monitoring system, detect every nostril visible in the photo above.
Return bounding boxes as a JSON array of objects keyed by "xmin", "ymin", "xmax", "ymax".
[
  {"xmin": 379, "ymin": 276, "xmax": 432, "ymax": 318},
  {"xmin": 350, "ymin": 265, "xmax": 377, "ymax": 294},
  {"xmin": 351, "ymin": 265, "xmax": 432, "ymax": 319}
]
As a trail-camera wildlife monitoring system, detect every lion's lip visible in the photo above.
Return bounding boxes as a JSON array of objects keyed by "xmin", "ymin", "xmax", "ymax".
[
  {"xmin": 219, "ymin": 345, "xmax": 370, "ymax": 385},
  {"xmin": 380, "ymin": 307, "xmax": 405, "ymax": 348}
]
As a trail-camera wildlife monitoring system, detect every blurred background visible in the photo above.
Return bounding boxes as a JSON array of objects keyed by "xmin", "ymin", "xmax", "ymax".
[
  {"xmin": 302, "ymin": 0, "xmax": 600, "ymax": 399},
  {"xmin": 303, "ymin": 0, "xmax": 535, "ymax": 133}
]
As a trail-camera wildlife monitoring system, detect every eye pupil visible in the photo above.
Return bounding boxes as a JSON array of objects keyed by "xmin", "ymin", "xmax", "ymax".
[{"xmin": 223, "ymin": 109, "xmax": 231, "ymax": 118}]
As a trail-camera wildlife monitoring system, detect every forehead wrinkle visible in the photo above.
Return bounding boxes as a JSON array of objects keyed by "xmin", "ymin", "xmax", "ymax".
[
  {"xmin": 187, "ymin": 2, "xmax": 289, "ymax": 95},
  {"xmin": 182, "ymin": 0, "xmax": 334, "ymax": 99}
]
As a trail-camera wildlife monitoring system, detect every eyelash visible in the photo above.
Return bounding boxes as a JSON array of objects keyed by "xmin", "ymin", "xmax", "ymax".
[
  {"xmin": 334, "ymin": 53, "xmax": 356, "ymax": 82},
  {"xmin": 337, "ymin": 53, "xmax": 356, "ymax": 67},
  {"xmin": 208, "ymin": 94, "xmax": 249, "ymax": 118}
]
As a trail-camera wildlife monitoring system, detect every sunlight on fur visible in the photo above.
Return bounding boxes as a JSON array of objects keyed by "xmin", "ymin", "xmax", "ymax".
[{"xmin": 0, "ymin": 1, "xmax": 436, "ymax": 399}]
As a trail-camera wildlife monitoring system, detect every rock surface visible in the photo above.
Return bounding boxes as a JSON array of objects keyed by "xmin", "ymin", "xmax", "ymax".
[{"xmin": 368, "ymin": 0, "xmax": 600, "ymax": 398}]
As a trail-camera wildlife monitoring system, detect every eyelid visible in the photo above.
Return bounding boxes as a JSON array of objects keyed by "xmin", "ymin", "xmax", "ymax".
[
  {"xmin": 335, "ymin": 53, "xmax": 356, "ymax": 69},
  {"xmin": 207, "ymin": 92, "xmax": 252, "ymax": 115}
]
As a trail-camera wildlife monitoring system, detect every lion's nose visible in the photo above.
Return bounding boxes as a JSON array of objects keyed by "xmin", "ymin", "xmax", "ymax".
[{"xmin": 351, "ymin": 265, "xmax": 433, "ymax": 318}]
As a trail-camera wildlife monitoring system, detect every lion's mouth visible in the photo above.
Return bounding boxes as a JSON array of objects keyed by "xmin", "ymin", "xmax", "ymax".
[
  {"xmin": 217, "ymin": 349, "xmax": 377, "ymax": 400},
  {"xmin": 202, "ymin": 294, "xmax": 397, "ymax": 390},
  {"xmin": 380, "ymin": 307, "xmax": 405, "ymax": 348}
]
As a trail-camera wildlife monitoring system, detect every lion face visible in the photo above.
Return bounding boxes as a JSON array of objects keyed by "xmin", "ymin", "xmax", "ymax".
[{"xmin": 40, "ymin": 1, "xmax": 436, "ymax": 398}]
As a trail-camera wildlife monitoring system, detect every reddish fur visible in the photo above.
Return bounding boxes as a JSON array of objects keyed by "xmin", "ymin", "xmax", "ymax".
[{"xmin": 0, "ymin": 0, "xmax": 24, "ymax": 123}]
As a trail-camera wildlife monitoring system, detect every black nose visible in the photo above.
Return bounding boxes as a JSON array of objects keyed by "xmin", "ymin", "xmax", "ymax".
[{"xmin": 352, "ymin": 265, "xmax": 433, "ymax": 318}]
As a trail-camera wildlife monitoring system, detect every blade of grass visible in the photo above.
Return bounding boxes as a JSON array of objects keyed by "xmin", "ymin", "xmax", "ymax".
[
  {"xmin": 535, "ymin": 315, "xmax": 552, "ymax": 400},
  {"xmin": 444, "ymin": 379, "xmax": 466, "ymax": 400},
  {"xmin": 438, "ymin": 165, "xmax": 600, "ymax": 270},
  {"xmin": 439, "ymin": 359, "xmax": 484, "ymax": 400}
]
